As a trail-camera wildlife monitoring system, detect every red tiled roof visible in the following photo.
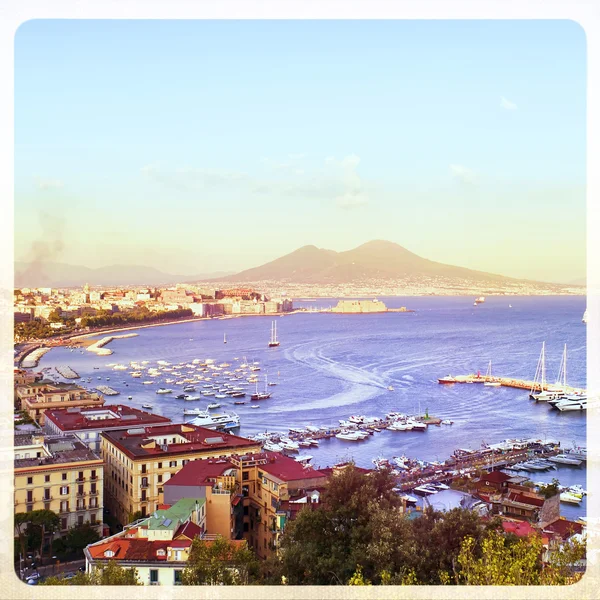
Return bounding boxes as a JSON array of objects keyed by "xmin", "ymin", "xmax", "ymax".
[
  {"xmin": 482, "ymin": 471, "xmax": 512, "ymax": 484},
  {"xmin": 175, "ymin": 521, "xmax": 202, "ymax": 541},
  {"xmin": 507, "ymin": 492, "xmax": 544, "ymax": 507},
  {"xmin": 101, "ymin": 424, "xmax": 260, "ymax": 459},
  {"xmin": 502, "ymin": 520, "xmax": 537, "ymax": 538},
  {"xmin": 169, "ymin": 540, "xmax": 193, "ymax": 549},
  {"xmin": 89, "ymin": 539, "xmax": 171, "ymax": 562},
  {"xmin": 259, "ymin": 452, "xmax": 327, "ymax": 483},
  {"xmin": 542, "ymin": 519, "xmax": 583, "ymax": 540},
  {"xmin": 165, "ymin": 458, "xmax": 235, "ymax": 488},
  {"xmin": 44, "ymin": 404, "xmax": 171, "ymax": 432}
]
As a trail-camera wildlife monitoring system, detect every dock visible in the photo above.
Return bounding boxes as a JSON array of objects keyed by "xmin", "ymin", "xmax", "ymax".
[
  {"xmin": 55, "ymin": 365, "xmax": 80, "ymax": 379},
  {"xmin": 444, "ymin": 375, "xmax": 586, "ymax": 395},
  {"xmin": 95, "ymin": 385, "xmax": 120, "ymax": 396}
]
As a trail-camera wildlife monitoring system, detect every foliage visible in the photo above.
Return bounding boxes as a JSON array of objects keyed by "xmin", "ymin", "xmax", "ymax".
[
  {"xmin": 347, "ymin": 565, "xmax": 371, "ymax": 585},
  {"xmin": 540, "ymin": 537, "xmax": 586, "ymax": 585},
  {"xmin": 80, "ymin": 307, "xmax": 193, "ymax": 329},
  {"xmin": 128, "ymin": 511, "xmax": 144, "ymax": 524},
  {"xmin": 41, "ymin": 561, "xmax": 142, "ymax": 585},
  {"xmin": 182, "ymin": 536, "xmax": 260, "ymax": 585},
  {"xmin": 538, "ymin": 478, "xmax": 561, "ymax": 499},
  {"xmin": 48, "ymin": 308, "xmax": 63, "ymax": 323},
  {"xmin": 14, "ymin": 320, "xmax": 53, "ymax": 341},
  {"xmin": 64, "ymin": 523, "xmax": 101, "ymax": 554},
  {"xmin": 14, "ymin": 510, "xmax": 59, "ymax": 563}
]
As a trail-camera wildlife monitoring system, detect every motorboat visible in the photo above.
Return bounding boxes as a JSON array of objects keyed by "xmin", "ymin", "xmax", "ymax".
[
  {"xmin": 335, "ymin": 430, "xmax": 367, "ymax": 441},
  {"xmin": 263, "ymin": 440, "xmax": 283, "ymax": 452},
  {"xmin": 560, "ymin": 492, "xmax": 582, "ymax": 505},
  {"xmin": 156, "ymin": 388, "xmax": 172, "ymax": 394},
  {"xmin": 438, "ymin": 375, "xmax": 457, "ymax": 384},
  {"xmin": 142, "ymin": 404, "xmax": 153, "ymax": 409},
  {"xmin": 186, "ymin": 410, "xmax": 241, "ymax": 430},
  {"xmin": 207, "ymin": 402, "xmax": 221, "ymax": 409},
  {"xmin": 388, "ymin": 421, "xmax": 414, "ymax": 431}
]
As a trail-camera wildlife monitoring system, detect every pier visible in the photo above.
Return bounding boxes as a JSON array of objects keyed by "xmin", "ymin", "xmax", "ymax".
[
  {"xmin": 87, "ymin": 333, "xmax": 139, "ymax": 355},
  {"xmin": 95, "ymin": 385, "xmax": 120, "ymax": 396},
  {"xmin": 55, "ymin": 365, "xmax": 80, "ymax": 379},
  {"xmin": 443, "ymin": 375, "xmax": 586, "ymax": 395}
]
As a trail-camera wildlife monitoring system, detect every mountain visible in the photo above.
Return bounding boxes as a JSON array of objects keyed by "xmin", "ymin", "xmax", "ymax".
[
  {"xmin": 218, "ymin": 240, "xmax": 526, "ymax": 284},
  {"xmin": 14, "ymin": 262, "xmax": 234, "ymax": 288}
]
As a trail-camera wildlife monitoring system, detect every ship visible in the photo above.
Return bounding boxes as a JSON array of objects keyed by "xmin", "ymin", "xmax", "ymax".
[{"xmin": 186, "ymin": 409, "xmax": 241, "ymax": 430}]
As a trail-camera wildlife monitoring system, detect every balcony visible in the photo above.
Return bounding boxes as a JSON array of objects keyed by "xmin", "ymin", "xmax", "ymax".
[
  {"xmin": 76, "ymin": 491, "xmax": 86, "ymax": 497},
  {"xmin": 75, "ymin": 477, "xmax": 86, "ymax": 483},
  {"xmin": 89, "ymin": 490, "xmax": 99, "ymax": 496},
  {"xmin": 76, "ymin": 504, "xmax": 87, "ymax": 512},
  {"xmin": 140, "ymin": 482, "xmax": 149, "ymax": 489}
]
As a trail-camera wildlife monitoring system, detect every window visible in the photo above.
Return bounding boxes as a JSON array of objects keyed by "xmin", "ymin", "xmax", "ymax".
[
  {"xmin": 62, "ymin": 473, "xmax": 67, "ymax": 481},
  {"xmin": 156, "ymin": 549, "xmax": 166, "ymax": 557},
  {"xmin": 90, "ymin": 514, "xmax": 96, "ymax": 525},
  {"xmin": 174, "ymin": 570, "xmax": 182, "ymax": 585},
  {"xmin": 169, "ymin": 461, "xmax": 177, "ymax": 468},
  {"xmin": 27, "ymin": 477, "xmax": 33, "ymax": 485},
  {"xmin": 141, "ymin": 464, "xmax": 147, "ymax": 474},
  {"xmin": 157, "ymin": 474, "xmax": 162, "ymax": 483},
  {"xmin": 26, "ymin": 490, "xmax": 33, "ymax": 502},
  {"xmin": 149, "ymin": 569, "xmax": 158, "ymax": 584},
  {"xmin": 44, "ymin": 474, "xmax": 50, "ymax": 483},
  {"xmin": 258, "ymin": 471, "xmax": 263, "ymax": 479},
  {"xmin": 158, "ymin": 462, "xmax": 162, "ymax": 469},
  {"xmin": 141, "ymin": 491, "xmax": 147, "ymax": 501},
  {"xmin": 158, "ymin": 487, "xmax": 163, "ymax": 494},
  {"xmin": 78, "ymin": 484, "xmax": 84, "ymax": 496},
  {"xmin": 104, "ymin": 549, "xmax": 115, "ymax": 558},
  {"xmin": 91, "ymin": 483, "xmax": 97, "ymax": 494},
  {"xmin": 272, "ymin": 482, "xmax": 278, "ymax": 492},
  {"xmin": 91, "ymin": 470, "xmax": 97, "ymax": 480},
  {"xmin": 77, "ymin": 515, "xmax": 84, "ymax": 526},
  {"xmin": 60, "ymin": 501, "xmax": 69, "ymax": 512},
  {"xmin": 243, "ymin": 523, "xmax": 249, "ymax": 532},
  {"xmin": 44, "ymin": 489, "xmax": 51, "ymax": 500},
  {"xmin": 262, "ymin": 477, "xmax": 267, "ymax": 485},
  {"xmin": 242, "ymin": 471, "xmax": 249, "ymax": 481},
  {"xmin": 60, "ymin": 486, "xmax": 69, "ymax": 495},
  {"xmin": 243, "ymin": 506, "xmax": 249, "ymax": 516},
  {"xmin": 61, "ymin": 518, "xmax": 68, "ymax": 530},
  {"xmin": 78, "ymin": 471, "xmax": 84, "ymax": 481}
]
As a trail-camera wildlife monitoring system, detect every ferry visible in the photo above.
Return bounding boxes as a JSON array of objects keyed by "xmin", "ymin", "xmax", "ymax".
[{"xmin": 186, "ymin": 410, "xmax": 240, "ymax": 430}]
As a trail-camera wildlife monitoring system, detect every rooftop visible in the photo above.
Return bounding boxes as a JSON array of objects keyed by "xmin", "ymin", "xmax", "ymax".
[
  {"xmin": 256, "ymin": 452, "xmax": 327, "ymax": 483},
  {"xmin": 542, "ymin": 518, "xmax": 584, "ymax": 540},
  {"xmin": 101, "ymin": 424, "xmax": 259, "ymax": 459},
  {"xmin": 15, "ymin": 435, "xmax": 102, "ymax": 469},
  {"xmin": 44, "ymin": 405, "xmax": 172, "ymax": 432},
  {"xmin": 165, "ymin": 458, "xmax": 236, "ymax": 488},
  {"xmin": 147, "ymin": 498, "xmax": 205, "ymax": 531}
]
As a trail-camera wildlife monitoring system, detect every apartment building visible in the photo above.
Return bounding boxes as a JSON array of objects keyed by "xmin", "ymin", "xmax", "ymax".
[
  {"xmin": 44, "ymin": 405, "xmax": 171, "ymax": 452},
  {"xmin": 100, "ymin": 424, "xmax": 262, "ymax": 527},
  {"xmin": 84, "ymin": 497, "xmax": 210, "ymax": 586},
  {"xmin": 14, "ymin": 433, "xmax": 104, "ymax": 534},
  {"xmin": 163, "ymin": 458, "xmax": 243, "ymax": 540},
  {"xmin": 16, "ymin": 380, "xmax": 105, "ymax": 425}
]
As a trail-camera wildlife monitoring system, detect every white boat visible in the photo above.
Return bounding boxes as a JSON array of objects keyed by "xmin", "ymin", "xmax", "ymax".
[
  {"xmin": 268, "ymin": 321, "xmax": 280, "ymax": 347},
  {"xmin": 280, "ymin": 438, "xmax": 300, "ymax": 450},
  {"xmin": 387, "ymin": 385, "xmax": 394, "ymax": 391},
  {"xmin": 441, "ymin": 419, "xmax": 454, "ymax": 425},
  {"xmin": 127, "ymin": 395, "xmax": 133, "ymax": 400},
  {"xmin": 406, "ymin": 419, "xmax": 427, "ymax": 431},
  {"xmin": 187, "ymin": 410, "xmax": 241, "ymax": 430},
  {"xmin": 224, "ymin": 333, "xmax": 227, "ymax": 344},
  {"xmin": 438, "ymin": 375, "xmax": 457, "ymax": 384},
  {"xmin": 113, "ymin": 364, "xmax": 127, "ymax": 370},
  {"xmin": 483, "ymin": 361, "xmax": 501, "ymax": 386},
  {"xmin": 348, "ymin": 415, "xmax": 365, "ymax": 424},
  {"xmin": 142, "ymin": 404, "xmax": 153, "ymax": 409},
  {"xmin": 555, "ymin": 397, "xmax": 587, "ymax": 411},
  {"xmin": 560, "ymin": 492, "xmax": 582, "ymax": 505},
  {"xmin": 263, "ymin": 441, "xmax": 283, "ymax": 452},
  {"xmin": 305, "ymin": 425, "xmax": 320, "ymax": 433},
  {"xmin": 250, "ymin": 376, "xmax": 271, "ymax": 401},
  {"xmin": 157, "ymin": 360, "xmax": 170, "ymax": 366},
  {"xmin": 207, "ymin": 402, "xmax": 221, "ymax": 409},
  {"xmin": 202, "ymin": 391, "xmax": 216, "ymax": 397},
  {"xmin": 215, "ymin": 394, "xmax": 227, "ymax": 399},
  {"xmin": 142, "ymin": 381, "xmax": 154, "ymax": 385},
  {"xmin": 335, "ymin": 430, "xmax": 367, "ymax": 441},
  {"xmin": 183, "ymin": 395, "xmax": 201, "ymax": 401},
  {"xmin": 251, "ymin": 405, "xmax": 260, "ymax": 409},
  {"xmin": 156, "ymin": 388, "xmax": 172, "ymax": 394},
  {"xmin": 548, "ymin": 454, "xmax": 583, "ymax": 466},
  {"xmin": 294, "ymin": 455, "xmax": 313, "ymax": 464},
  {"xmin": 474, "ymin": 296, "xmax": 485, "ymax": 305},
  {"xmin": 388, "ymin": 421, "xmax": 414, "ymax": 431},
  {"xmin": 582, "ymin": 309, "xmax": 587, "ymax": 324}
]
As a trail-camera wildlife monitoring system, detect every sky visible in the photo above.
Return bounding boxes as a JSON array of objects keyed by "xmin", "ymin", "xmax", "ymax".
[{"xmin": 14, "ymin": 19, "xmax": 586, "ymax": 283}]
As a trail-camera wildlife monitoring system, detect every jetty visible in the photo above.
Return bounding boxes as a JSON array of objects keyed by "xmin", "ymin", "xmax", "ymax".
[
  {"xmin": 95, "ymin": 385, "xmax": 120, "ymax": 396},
  {"xmin": 55, "ymin": 365, "xmax": 80, "ymax": 379},
  {"xmin": 87, "ymin": 333, "xmax": 139, "ymax": 356},
  {"xmin": 19, "ymin": 346, "xmax": 51, "ymax": 368},
  {"xmin": 441, "ymin": 374, "xmax": 586, "ymax": 395}
]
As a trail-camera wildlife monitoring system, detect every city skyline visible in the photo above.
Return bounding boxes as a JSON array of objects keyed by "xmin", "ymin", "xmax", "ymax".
[{"xmin": 15, "ymin": 19, "xmax": 586, "ymax": 284}]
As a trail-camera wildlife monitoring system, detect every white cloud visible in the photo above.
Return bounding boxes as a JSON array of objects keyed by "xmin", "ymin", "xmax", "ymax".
[
  {"xmin": 500, "ymin": 96, "xmax": 517, "ymax": 110},
  {"xmin": 450, "ymin": 164, "xmax": 476, "ymax": 185},
  {"xmin": 335, "ymin": 192, "xmax": 369, "ymax": 209},
  {"xmin": 35, "ymin": 177, "xmax": 64, "ymax": 190},
  {"xmin": 140, "ymin": 163, "xmax": 159, "ymax": 175}
]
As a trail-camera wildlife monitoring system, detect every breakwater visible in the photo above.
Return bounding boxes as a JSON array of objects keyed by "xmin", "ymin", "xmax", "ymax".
[
  {"xmin": 55, "ymin": 365, "xmax": 80, "ymax": 379},
  {"xmin": 19, "ymin": 346, "xmax": 51, "ymax": 368},
  {"xmin": 87, "ymin": 333, "xmax": 139, "ymax": 355}
]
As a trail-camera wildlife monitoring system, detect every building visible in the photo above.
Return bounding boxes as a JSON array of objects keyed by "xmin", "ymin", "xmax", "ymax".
[
  {"xmin": 100, "ymin": 424, "xmax": 262, "ymax": 526},
  {"xmin": 14, "ymin": 433, "xmax": 104, "ymax": 535},
  {"xmin": 44, "ymin": 405, "xmax": 172, "ymax": 451},
  {"xmin": 331, "ymin": 299, "xmax": 388, "ymax": 313},
  {"xmin": 16, "ymin": 380, "xmax": 105, "ymax": 425},
  {"xmin": 163, "ymin": 458, "xmax": 243, "ymax": 540},
  {"xmin": 231, "ymin": 452, "xmax": 328, "ymax": 559},
  {"xmin": 84, "ymin": 497, "xmax": 211, "ymax": 586}
]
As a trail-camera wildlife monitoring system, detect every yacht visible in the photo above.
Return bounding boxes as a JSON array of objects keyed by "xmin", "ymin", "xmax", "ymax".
[
  {"xmin": 548, "ymin": 454, "xmax": 583, "ymax": 466},
  {"xmin": 207, "ymin": 402, "xmax": 221, "ymax": 409},
  {"xmin": 268, "ymin": 321, "xmax": 280, "ymax": 347},
  {"xmin": 554, "ymin": 397, "xmax": 587, "ymax": 412},
  {"xmin": 336, "ymin": 430, "xmax": 368, "ymax": 441},
  {"xmin": 560, "ymin": 492, "xmax": 582, "ymax": 505},
  {"xmin": 263, "ymin": 440, "xmax": 283, "ymax": 452},
  {"xmin": 156, "ymin": 388, "xmax": 172, "ymax": 394},
  {"xmin": 142, "ymin": 404, "xmax": 153, "ymax": 409},
  {"xmin": 348, "ymin": 415, "xmax": 365, "ymax": 424},
  {"xmin": 388, "ymin": 421, "xmax": 414, "ymax": 431},
  {"xmin": 183, "ymin": 395, "xmax": 201, "ymax": 401},
  {"xmin": 280, "ymin": 438, "xmax": 300, "ymax": 451},
  {"xmin": 186, "ymin": 410, "xmax": 241, "ymax": 430}
]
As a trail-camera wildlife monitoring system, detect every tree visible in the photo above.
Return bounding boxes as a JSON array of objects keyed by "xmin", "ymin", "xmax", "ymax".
[
  {"xmin": 538, "ymin": 478, "xmax": 561, "ymax": 499},
  {"xmin": 348, "ymin": 565, "xmax": 372, "ymax": 585},
  {"xmin": 48, "ymin": 308, "xmax": 63, "ymax": 323},
  {"xmin": 64, "ymin": 523, "xmax": 101, "ymax": 555},
  {"xmin": 41, "ymin": 561, "xmax": 142, "ymax": 586},
  {"xmin": 30, "ymin": 510, "xmax": 60, "ymax": 563},
  {"xmin": 182, "ymin": 536, "xmax": 259, "ymax": 585}
]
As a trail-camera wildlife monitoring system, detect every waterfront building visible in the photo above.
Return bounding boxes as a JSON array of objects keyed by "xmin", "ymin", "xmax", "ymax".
[
  {"xmin": 100, "ymin": 424, "xmax": 262, "ymax": 527},
  {"xmin": 230, "ymin": 452, "xmax": 327, "ymax": 560},
  {"xmin": 14, "ymin": 433, "xmax": 104, "ymax": 535},
  {"xmin": 163, "ymin": 458, "xmax": 242, "ymax": 540},
  {"xmin": 44, "ymin": 405, "xmax": 172, "ymax": 452},
  {"xmin": 331, "ymin": 299, "xmax": 388, "ymax": 313},
  {"xmin": 84, "ymin": 497, "xmax": 213, "ymax": 586},
  {"xmin": 16, "ymin": 380, "xmax": 105, "ymax": 425}
]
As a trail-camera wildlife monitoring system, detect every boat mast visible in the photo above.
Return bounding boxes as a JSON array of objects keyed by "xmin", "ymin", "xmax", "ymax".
[
  {"xmin": 541, "ymin": 341, "xmax": 546, "ymax": 390},
  {"xmin": 563, "ymin": 344, "xmax": 567, "ymax": 389}
]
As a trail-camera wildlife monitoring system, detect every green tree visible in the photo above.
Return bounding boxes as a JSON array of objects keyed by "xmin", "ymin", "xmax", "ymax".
[
  {"xmin": 64, "ymin": 522, "xmax": 101, "ymax": 555},
  {"xmin": 41, "ymin": 561, "xmax": 142, "ymax": 586},
  {"xmin": 181, "ymin": 536, "xmax": 259, "ymax": 585},
  {"xmin": 538, "ymin": 478, "xmax": 561, "ymax": 499},
  {"xmin": 30, "ymin": 509, "xmax": 60, "ymax": 563},
  {"xmin": 347, "ymin": 565, "xmax": 371, "ymax": 585},
  {"xmin": 48, "ymin": 308, "xmax": 63, "ymax": 323}
]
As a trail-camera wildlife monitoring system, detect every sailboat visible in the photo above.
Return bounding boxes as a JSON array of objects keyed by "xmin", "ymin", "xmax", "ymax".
[
  {"xmin": 483, "ymin": 361, "xmax": 501, "ymax": 386},
  {"xmin": 530, "ymin": 342, "xmax": 564, "ymax": 401},
  {"xmin": 223, "ymin": 333, "xmax": 227, "ymax": 344},
  {"xmin": 268, "ymin": 320, "xmax": 280, "ymax": 347},
  {"xmin": 251, "ymin": 375, "xmax": 271, "ymax": 400},
  {"xmin": 582, "ymin": 310, "xmax": 588, "ymax": 324}
]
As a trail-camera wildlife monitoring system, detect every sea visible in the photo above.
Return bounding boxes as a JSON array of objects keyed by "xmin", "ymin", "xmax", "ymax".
[{"xmin": 35, "ymin": 295, "xmax": 588, "ymax": 520}]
